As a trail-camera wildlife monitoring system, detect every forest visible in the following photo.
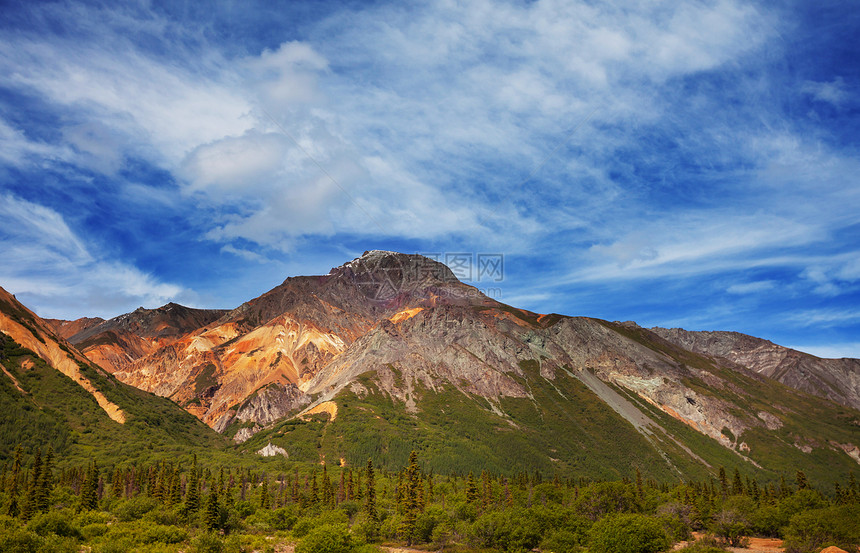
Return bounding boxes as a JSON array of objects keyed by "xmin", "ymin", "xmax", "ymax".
[{"xmin": 1, "ymin": 446, "xmax": 858, "ymax": 553}]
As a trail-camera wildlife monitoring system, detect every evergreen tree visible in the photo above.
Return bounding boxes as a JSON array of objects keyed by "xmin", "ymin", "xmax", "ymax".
[
  {"xmin": 796, "ymin": 470, "xmax": 809, "ymax": 491},
  {"xmin": 291, "ymin": 467, "xmax": 299, "ymax": 504},
  {"xmin": 37, "ymin": 447, "xmax": 54, "ymax": 511},
  {"xmin": 260, "ymin": 474, "xmax": 270, "ymax": 510},
  {"xmin": 111, "ymin": 467, "xmax": 124, "ymax": 499},
  {"xmin": 204, "ymin": 485, "xmax": 220, "ymax": 531},
  {"xmin": 399, "ymin": 451, "xmax": 422, "ymax": 545},
  {"xmin": 365, "ymin": 459, "xmax": 377, "ymax": 523},
  {"xmin": 466, "ymin": 471, "xmax": 479, "ymax": 503},
  {"xmin": 168, "ymin": 465, "xmax": 182, "ymax": 506},
  {"xmin": 310, "ymin": 468, "xmax": 319, "ymax": 505},
  {"xmin": 346, "ymin": 469, "xmax": 354, "ymax": 501},
  {"xmin": 6, "ymin": 445, "xmax": 22, "ymax": 518},
  {"xmin": 732, "ymin": 468, "xmax": 744, "ymax": 495},
  {"xmin": 185, "ymin": 455, "xmax": 200, "ymax": 513},
  {"xmin": 79, "ymin": 461, "xmax": 99, "ymax": 511},
  {"xmin": 718, "ymin": 467, "xmax": 728, "ymax": 496},
  {"xmin": 22, "ymin": 448, "xmax": 42, "ymax": 520}
]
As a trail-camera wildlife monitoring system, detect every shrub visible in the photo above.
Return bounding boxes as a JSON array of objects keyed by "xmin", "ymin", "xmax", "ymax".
[
  {"xmin": 112, "ymin": 496, "xmax": 161, "ymax": 522},
  {"xmin": 26, "ymin": 510, "xmax": 81, "ymax": 539},
  {"xmin": 0, "ymin": 526, "xmax": 42, "ymax": 553},
  {"xmin": 141, "ymin": 524, "xmax": 188, "ymax": 544},
  {"xmin": 80, "ymin": 523, "xmax": 109, "ymax": 540},
  {"xmin": 783, "ymin": 505, "xmax": 860, "ymax": 553},
  {"xmin": 191, "ymin": 531, "xmax": 224, "ymax": 553},
  {"xmin": 589, "ymin": 514, "xmax": 670, "ymax": 553},
  {"xmin": 296, "ymin": 523, "xmax": 354, "ymax": 553}
]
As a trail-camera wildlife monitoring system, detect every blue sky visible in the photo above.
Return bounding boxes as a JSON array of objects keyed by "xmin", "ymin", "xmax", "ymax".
[{"xmin": 1, "ymin": 0, "xmax": 859, "ymax": 358}]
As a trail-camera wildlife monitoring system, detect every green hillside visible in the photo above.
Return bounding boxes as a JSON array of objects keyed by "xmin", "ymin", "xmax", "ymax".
[{"xmin": 0, "ymin": 332, "xmax": 225, "ymax": 465}]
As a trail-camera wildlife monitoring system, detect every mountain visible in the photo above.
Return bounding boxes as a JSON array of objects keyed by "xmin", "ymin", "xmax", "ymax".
[
  {"xmin": 45, "ymin": 303, "xmax": 228, "ymax": 375},
  {"xmin": 29, "ymin": 251, "xmax": 860, "ymax": 484},
  {"xmin": 650, "ymin": 327, "xmax": 860, "ymax": 411},
  {"xmin": 0, "ymin": 286, "xmax": 224, "ymax": 463}
]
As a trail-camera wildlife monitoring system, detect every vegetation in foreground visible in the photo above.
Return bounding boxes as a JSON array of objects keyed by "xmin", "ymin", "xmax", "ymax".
[{"xmin": 1, "ymin": 446, "xmax": 859, "ymax": 553}]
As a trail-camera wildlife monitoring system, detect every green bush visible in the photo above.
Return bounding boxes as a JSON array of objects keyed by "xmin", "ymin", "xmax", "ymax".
[
  {"xmin": 112, "ymin": 496, "xmax": 161, "ymax": 522},
  {"xmin": 80, "ymin": 523, "xmax": 109, "ymax": 540},
  {"xmin": 141, "ymin": 524, "xmax": 188, "ymax": 544},
  {"xmin": 26, "ymin": 510, "xmax": 81, "ymax": 539},
  {"xmin": 0, "ymin": 526, "xmax": 42, "ymax": 553},
  {"xmin": 190, "ymin": 531, "xmax": 224, "ymax": 553},
  {"xmin": 296, "ymin": 523, "xmax": 354, "ymax": 553},
  {"xmin": 783, "ymin": 505, "xmax": 860, "ymax": 553},
  {"xmin": 589, "ymin": 513, "xmax": 670, "ymax": 553}
]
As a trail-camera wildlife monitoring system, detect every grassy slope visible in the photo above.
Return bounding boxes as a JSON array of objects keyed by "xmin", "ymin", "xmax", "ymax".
[
  {"xmin": 240, "ymin": 361, "xmax": 721, "ymax": 482},
  {"xmin": 0, "ymin": 332, "xmax": 226, "ymax": 465}
]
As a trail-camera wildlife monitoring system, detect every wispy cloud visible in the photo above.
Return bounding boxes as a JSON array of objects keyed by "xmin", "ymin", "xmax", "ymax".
[{"xmin": 0, "ymin": 193, "xmax": 186, "ymax": 319}]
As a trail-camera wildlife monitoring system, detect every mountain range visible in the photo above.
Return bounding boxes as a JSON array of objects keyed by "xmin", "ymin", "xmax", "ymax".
[{"xmin": 4, "ymin": 250, "xmax": 859, "ymax": 484}]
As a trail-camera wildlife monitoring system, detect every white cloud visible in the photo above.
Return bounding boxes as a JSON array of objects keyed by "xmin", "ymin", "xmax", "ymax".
[
  {"xmin": 0, "ymin": 194, "xmax": 185, "ymax": 319},
  {"xmin": 785, "ymin": 309, "xmax": 860, "ymax": 328},
  {"xmin": 726, "ymin": 281, "xmax": 776, "ymax": 295},
  {"xmin": 801, "ymin": 77, "xmax": 850, "ymax": 107}
]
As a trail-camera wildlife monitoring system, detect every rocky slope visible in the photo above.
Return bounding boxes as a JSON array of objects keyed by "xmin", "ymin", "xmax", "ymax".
[{"xmin": 650, "ymin": 327, "xmax": 860, "ymax": 411}]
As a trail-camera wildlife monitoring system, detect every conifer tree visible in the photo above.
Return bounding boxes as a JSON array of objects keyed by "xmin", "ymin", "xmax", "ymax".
[
  {"xmin": 365, "ymin": 459, "xmax": 377, "ymax": 523},
  {"xmin": 260, "ymin": 474, "xmax": 270, "ymax": 510},
  {"xmin": 38, "ymin": 447, "xmax": 54, "ymax": 511},
  {"xmin": 168, "ymin": 465, "xmax": 182, "ymax": 506},
  {"xmin": 732, "ymin": 468, "xmax": 744, "ymax": 495},
  {"xmin": 466, "ymin": 471, "xmax": 479, "ymax": 503},
  {"xmin": 718, "ymin": 467, "xmax": 728, "ymax": 496},
  {"xmin": 399, "ymin": 451, "xmax": 422, "ymax": 544},
  {"xmin": 22, "ymin": 448, "xmax": 42, "ymax": 520},
  {"xmin": 346, "ymin": 469, "xmax": 354, "ymax": 501},
  {"xmin": 796, "ymin": 470, "xmax": 809, "ymax": 491},
  {"xmin": 185, "ymin": 455, "xmax": 200, "ymax": 513},
  {"xmin": 310, "ymin": 468, "xmax": 319, "ymax": 505},
  {"xmin": 111, "ymin": 467, "xmax": 123, "ymax": 499},
  {"xmin": 79, "ymin": 461, "xmax": 99, "ymax": 511},
  {"xmin": 291, "ymin": 467, "xmax": 299, "ymax": 504},
  {"xmin": 204, "ymin": 485, "xmax": 220, "ymax": 531},
  {"xmin": 6, "ymin": 445, "xmax": 22, "ymax": 518}
]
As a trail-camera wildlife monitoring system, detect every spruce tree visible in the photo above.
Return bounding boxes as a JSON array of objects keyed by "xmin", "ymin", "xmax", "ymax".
[
  {"xmin": 796, "ymin": 470, "xmax": 809, "ymax": 491},
  {"xmin": 204, "ymin": 486, "xmax": 220, "ymax": 531},
  {"xmin": 732, "ymin": 468, "xmax": 744, "ymax": 495},
  {"xmin": 22, "ymin": 448, "xmax": 42, "ymax": 520},
  {"xmin": 310, "ymin": 469, "xmax": 319, "ymax": 505},
  {"xmin": 111, "ymin": 467, "xmax": 124, "ymax": 499},
  {"xmin": 399, "ymin": 450, "xmax": 421, "ymax": 545},
  {"xmin": 37, "ymin": 447, "xmax": 54, "ymax": 512},
  {"xmin": 6, "ymin": 445, "xmax": 21, "ymax": 518},
  {"xmin": 718, "ymin": 467, "xmax": 728, "ymax": 497},
  {"xmin": 260, "ymin": 474, "xmax": 270, "ymax": 510},
  {"xmin": 466, "ymin": 471, "xmax": 479, "ymax": 503},
  {"xmin": 168, "ymin": 465, "xmax": 182, "ymax": 506},
  {"xmin": 79, "ymin": 461, "xmax": 99, "ymax": 511},
  {"xmin": 365, "ymin": 459, "xmax": 377, "ymax": 522},
  {"xmin": 185, "ymin": 455, "xmax": 200, "ymax": 513}
]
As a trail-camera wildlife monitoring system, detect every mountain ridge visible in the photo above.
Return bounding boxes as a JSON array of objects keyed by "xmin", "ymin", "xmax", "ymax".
[{"xmin": 12, "ymin": 251, "xmax": 860, "ymax": 482}]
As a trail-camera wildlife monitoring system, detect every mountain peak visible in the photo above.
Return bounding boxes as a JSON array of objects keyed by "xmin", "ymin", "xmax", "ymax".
[{"xmin": 328, "ymin": 250, "xmax": 460, "ymax": 302}]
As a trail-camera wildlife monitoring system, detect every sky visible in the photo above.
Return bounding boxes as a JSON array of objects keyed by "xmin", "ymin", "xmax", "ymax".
[{"xmin": 1, "ymin": 0, "xmax": 859, "ymax": 358}]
